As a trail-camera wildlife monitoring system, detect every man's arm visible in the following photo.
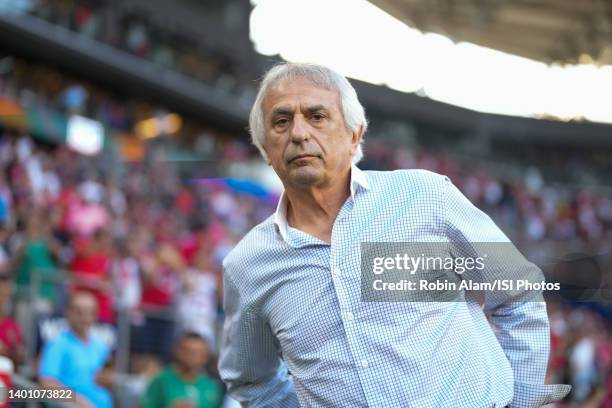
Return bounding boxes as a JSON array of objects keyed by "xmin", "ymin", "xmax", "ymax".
[
  {"xmin": 39, "ymin": 341, "xmax": 95, "ymax": 408},
  {"xmin": 441, "ymin": 176, "xmax": 570, "ymax": 407},
  {"xmin": 218, "ymin": 266, "xmax": 299, "ymax": 408},
  {"xmin": 39, "ymin": 378, "xmax": 94, "ymax": 408}
]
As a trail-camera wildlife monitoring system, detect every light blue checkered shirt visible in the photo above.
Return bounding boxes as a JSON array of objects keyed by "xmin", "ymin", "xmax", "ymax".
[{"xmin": 219, "ymin": 166, "xmax": 570, "ymax": 407}]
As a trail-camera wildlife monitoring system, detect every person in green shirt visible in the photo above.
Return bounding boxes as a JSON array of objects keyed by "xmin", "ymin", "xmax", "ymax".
[
  {"xmin": 13, "ymin": 214, "xmax": 61, "ymax": 336},
  {"xmin": 14, "ymin": 213, "xmax": 60, "ymax": 303},
  {"xmin": 141, "ymin": 332, "xmax": 225, "ymax": 408}
]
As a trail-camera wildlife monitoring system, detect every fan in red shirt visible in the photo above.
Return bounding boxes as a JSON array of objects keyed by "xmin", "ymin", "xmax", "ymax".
[
  {"xmin": 69, "ymin": 229, "xmax": 114, "ymax": 323},
  {"xmin": 130, "ymin": 241, "xmax": 184, "ymax": 362},
  {"xmin": 0, "ymin": 275, "xmax": 24, "ymax": 367}
]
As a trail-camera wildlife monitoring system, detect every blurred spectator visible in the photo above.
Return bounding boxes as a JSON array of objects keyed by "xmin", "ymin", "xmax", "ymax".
[
  {"xmin": 124, "ymin": 18, "xmax": 150, "ymax": 58},
  {"xmin": 67, "ymin": 178, "xmax": 110, "ymax": 237},
  {"xmin": 70, "ymin": 229, "xmax": 114, "ymax": 323},
  {"xmin": 73, "ymin": 1, "xmax": 99, "ymax": 38},
  {"xmin": 0, "ymin": 274, "xmax": 24, "ymax": 367},
  {"xmin": 570, "ymin": 328, "xmax": 597, "ymax": 403},
  {"xmin": 105, "ymin": 177, "xmax": 127, "ymax": 217},
  {"xmin": 140, "ymin": 242, "xmax": 182, "ymax": 312},
  {"xmin": 39, "ymin": 291, "xmax": 115, "ymax": 408},
  {"xmin": 13, "ymin": 211, "xmax": 60, "ymax": 327},
  {"xmin": 141, "ymin": 331, "xmax": 224, "ymax": 408},
  {"xmin": 131, "ymin": 242, "xmax": 183, "ymax": 363},
  {"xmin": 177, "ymin": 250, "xmax": 219, "ymax": 348},
  {"xmin": 61, "ymin": 84, "xmax": 88, "ymax": 115},
  {"xmin": 112, "ymin": 237, "xmax": 142, "ymax": 314}
]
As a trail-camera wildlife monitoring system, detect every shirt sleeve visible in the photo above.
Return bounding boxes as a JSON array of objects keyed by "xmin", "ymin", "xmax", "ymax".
[
  {"xmin": 441, "ymin": 175, "xmax": 571, "ymax": 407},
  {"xmin": 218, "ymin": 267, "xmax": 299, "ymax": 408},
  {"xmin": 39, "ymin": 338, "xmax": 65, "ymax": 381}
]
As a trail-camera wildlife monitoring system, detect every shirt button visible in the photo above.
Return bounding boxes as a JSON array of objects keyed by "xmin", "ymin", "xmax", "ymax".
[
  {"xmin": 360, "ymin": 359, "xmax": 369, "ymax": 368},
  {"xmin": 332, "ymin": 267, "xmax": 341, "ymax": 277},
  {"xmin": 344, "ymin": 311, "xmax": 354, "ymax": 321}
]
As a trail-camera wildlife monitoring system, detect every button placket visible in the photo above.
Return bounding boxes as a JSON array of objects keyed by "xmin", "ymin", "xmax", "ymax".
[
  {"xmin": 329, "ymin": 198, "xmax": 353, "ymax": 303},
  {"xmin": 328, "ymin": 192, "xmax": 378, "ymax": 406}
]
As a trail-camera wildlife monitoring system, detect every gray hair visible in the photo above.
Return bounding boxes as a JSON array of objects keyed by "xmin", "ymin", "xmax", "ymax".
[{"xmin": 249, "ymin": 62, "xmax": 368, "ymax": 164}]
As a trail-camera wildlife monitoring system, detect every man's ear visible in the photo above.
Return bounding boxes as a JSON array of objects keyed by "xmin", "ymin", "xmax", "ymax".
[
  {"xmin": 350, "ymin": 125, "xmax": 365, "ymax": 155},
  {"xmin": 264, "ymin": 149, "xmax": 272, "ymax": 165}
]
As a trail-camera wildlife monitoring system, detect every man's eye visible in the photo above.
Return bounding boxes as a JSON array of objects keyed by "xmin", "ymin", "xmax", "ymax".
[
  {"xmin": 311, "ymin": 114, "xmax": 324, "ymax": 121},
  {"xmin": 275, "ymin": 118, "xmax": 289, "ymax": 126}
]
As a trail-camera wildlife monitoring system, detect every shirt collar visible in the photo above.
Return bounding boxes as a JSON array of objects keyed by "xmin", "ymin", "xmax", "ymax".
[
  {"xmin": 274, "ymin": 164, "xmax": 370, "ymax": 242},
  {"xmin": 66, "ymin": 328, "xmax": 91, "ymax": 344}
]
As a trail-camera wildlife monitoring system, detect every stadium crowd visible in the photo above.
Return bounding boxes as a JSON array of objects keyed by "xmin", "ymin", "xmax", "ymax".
[{"xmin": 26, "ymin": 0, "xmax": 255, "ymax": 100}]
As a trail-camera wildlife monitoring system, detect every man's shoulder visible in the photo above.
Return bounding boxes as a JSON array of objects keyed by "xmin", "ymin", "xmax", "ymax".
[
  {"xmin": 51, "ymin": 329, "xmax": 74, "ymax": 344},
  {"xmin": 222, "ymin": 214, "xmax": 277, "ymax": 274},
  {"xmin": 43, "ymin": 330, "xmax": 77, "ymax": 357},
  {"xmin": 90, "ymin": 333, "xmax": 110, "ymax": 353},
  {"xmin": 155, "ymin": 367, "xmax": 178, "ymax": 383},
  {"xmin": 55, "ymin": 330, "xmax": 107, "ymax": 350},
  {"xmin": 363, "ymin": 168, "xmax": 450, "ymax": 194}
]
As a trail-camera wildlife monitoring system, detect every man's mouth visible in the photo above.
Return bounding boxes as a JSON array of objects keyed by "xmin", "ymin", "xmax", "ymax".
[{"xmin": 289, "ymin": 154, "xmax": 319, "ymax": 162}]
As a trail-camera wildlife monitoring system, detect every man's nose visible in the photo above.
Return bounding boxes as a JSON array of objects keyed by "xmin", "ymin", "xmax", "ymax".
[{"xmin": 290, "ymin": 114, "xmax": 309, "ymax": 143}]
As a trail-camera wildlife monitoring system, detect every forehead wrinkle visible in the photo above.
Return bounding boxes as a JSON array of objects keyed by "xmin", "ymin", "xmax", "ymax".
[{"xmin": 265, "ymin": 77, "xmax": 339, "ymax": 106}]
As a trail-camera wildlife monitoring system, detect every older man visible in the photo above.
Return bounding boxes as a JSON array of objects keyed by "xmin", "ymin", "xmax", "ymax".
[{"xmin": 218, "ymin": 62, "xmax": 570, "ymax": 408}]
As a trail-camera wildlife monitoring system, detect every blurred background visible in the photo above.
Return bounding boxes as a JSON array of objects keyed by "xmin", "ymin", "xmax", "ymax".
[{"xmin": 0, "ymin": 0, "xmax": 610, "ymax": 407}]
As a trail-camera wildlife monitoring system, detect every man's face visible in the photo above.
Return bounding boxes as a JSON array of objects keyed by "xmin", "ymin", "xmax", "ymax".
[
  {"xmin": 176, "ymin": 337, "xmax": 209, "ymax": 371},
  {"xmin": 67, "ymin": 295, "xmax": 98, "ymax": 335},
  {"xmin": 262, "ymin": 77, "xmax": 362, "ymax": 188}
]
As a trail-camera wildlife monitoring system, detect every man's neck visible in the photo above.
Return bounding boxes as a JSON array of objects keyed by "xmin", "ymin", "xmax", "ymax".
[
  {"xmin": 70, "ymin": 327, "xmax": 89, "ymax": 342},
  {"xmin": 175, "ymin": 365, "xmax": 200, "ymax": 382},
  {"xmin": 284, "ymin": 169, "xmax": 351, "ymax": 244}
]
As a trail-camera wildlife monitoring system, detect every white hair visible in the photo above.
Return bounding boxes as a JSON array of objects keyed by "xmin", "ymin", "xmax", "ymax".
[{"xmin": 249, "ymin": 62, "xmax": 368, "ymax": 164}]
